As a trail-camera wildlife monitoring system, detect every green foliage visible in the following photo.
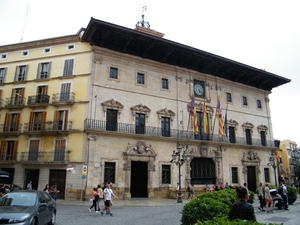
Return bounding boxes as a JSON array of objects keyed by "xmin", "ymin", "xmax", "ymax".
[
  {"xmin": 181, "ymin": 189, "xmax": 257, "ymax": 225},
  {"xmin": 287, "ymin": 185, "xmax": 298, "ymax": 205},
  {"xmin": 181, "ymin": 197, "xmax": 230, "ymax": 225},
  {"xmin": 195, "ymin": 216, "xmax": 283, "ymax": 225}
]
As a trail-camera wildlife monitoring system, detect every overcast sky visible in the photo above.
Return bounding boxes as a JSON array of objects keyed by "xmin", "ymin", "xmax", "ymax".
[{"xmin": 0, "ymin": 0, "xmax": 299, "ymax": 145}]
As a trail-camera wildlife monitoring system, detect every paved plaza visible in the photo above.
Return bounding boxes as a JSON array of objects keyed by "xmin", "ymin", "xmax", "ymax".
[{"xmin": 55, "ymin": 197, "xmax": 300, "ymax": 225}]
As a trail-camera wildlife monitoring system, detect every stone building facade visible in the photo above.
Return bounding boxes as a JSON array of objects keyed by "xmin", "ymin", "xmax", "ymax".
[{"xmin": 82, "ymin": 18, "xmax": 290, "ymax": 198}]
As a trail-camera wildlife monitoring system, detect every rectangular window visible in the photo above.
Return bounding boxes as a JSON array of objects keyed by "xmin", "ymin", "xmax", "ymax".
[
  {"xmin": 35, "ymin": 85, "xmax": 49, "ymax": 104},
  {"xmin": 4, "ymin": 113, "xmax": 21, "ymax": 132},
  {"xmin": 60, "ymin": 83, "xmax": 72, "ymax": 101},
  {"xmin": 162, "ymin": 78, "xmax": 169, "ymax": 89},
  {"xmin": 232, "ymin": 167, "xmax": 238, "ymax": 183},
  {"xmin": 54, "ymin": 110, "xmax": 69, "ymax": 131},
  {"xmin": 137, "ymin": 72, "xmax": 145, "ymax": 84},
  {"xmin": 135, "ymin": 113, "xmax": 145, "ymax": 134},
  {"xmin": 162, "ymin": 165, "xmax": 171, "ymax": 184},
  {"xmin": 226, "ymin": 92, "xmax": 232, "ymax": 102},
  {"xmin": 161, "ymin": 117, "xmax": 170, "ymax": 137},
  {"xmin": 109, "ymin": 67, "xmax": 118, "ymax": 79},
  {"xmin": 11, "ymin": 88, "xmax": 25, "ymax": 105},
  {"xmin": 37, "ymin": 62, "xmax": 51, "ymax": 79},
  {"xmin": 106, "ymin": 109, "xmax": 118, "ymax": 131},
  {"xmin": 245, "ymin": 129, "xmax": 252, "ymax": 145},
  {"xmin": 28, "ymin": 140, "xmax": 40, "ymax": 161},
  {"xmin": 0, "ymin": 140, "xmax": 18, "ymax": 161},
  {"xmin": 28, "ymin": 112, "xmax": 45, "ymax": 131},
  {"xmin": 14, "ymin": 65, "xmax": 28, "ymax": 81},
  {"xmin": 0, "ymin": 68, "xmax": 6, "ymax": 83},
  {"xmin": 242, "ymin": 96, "xmax": 248, "ymax": 106},
  {"xmin": 63, "ymin": 59, "xmax": 74, "ymax": 76},
  {"xmin": 260, "ymin": 131, "xmax": 266, "ymax": 146},
  {"xmin": 104, "ymin": 162, "xmax": 115, "ymax": 183},
  {"xmin": 54, "ymin": 139, "xmax": 66, "ymax": 161},
  {"xmin": 264, "ymin": 168, "xmax": 270, "ymax": 183},
  {"xmin": 229, "ymin": 126, "xmax": 236, "ymax": 143},
  {"xmin": 257, "ymin": 99, "xmax": 262, "ymax": 109}
]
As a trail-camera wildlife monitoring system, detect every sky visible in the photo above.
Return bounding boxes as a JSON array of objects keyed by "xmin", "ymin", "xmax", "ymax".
[{"xmin": 0, "ymin": 0, "xmax": 299, "ymax": 145}]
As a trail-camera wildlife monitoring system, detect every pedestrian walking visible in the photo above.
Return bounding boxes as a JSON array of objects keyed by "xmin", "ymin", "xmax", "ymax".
[
  {"xmin": 101, "ymin": 182, "xmax": 118, "ymax": 216},
  {"xmin": 186, "ymin": 184, "xmax": 191, "ymax": 199},
  {"xmin": 264, "ymin": 183, "xmax": 273, "ymax": 213},
  {"xmin": 26, "ymin": 181, "xmax": 32, "ymax": 190},
  {"xmin": 89, "ymin": 187, "xmax": 99, "ymax": 213},
  {"xmin": 97, "ymin": 184, "xmax": 104, "ymax": 211},
  {"xmin": 43, "ymin": 184, "xmax": 51, "ymax": 194},
  {"xmin": 228, "ymin": 186, "xmax": 256, "ymax": 221},
  {"xmin": 190, "ymin": 184, "xmax": 195, "ymax": 199},
  {"xmin": 258, "ymin": 182, "xmax": 266, "ymax": 211},
  {"xmin": 279, "ymin": 181, "xmax": 289, "ymax": 210},
  {"xmin": 51, "ymin": 184, "xmax": 59, "ymax": 201}
]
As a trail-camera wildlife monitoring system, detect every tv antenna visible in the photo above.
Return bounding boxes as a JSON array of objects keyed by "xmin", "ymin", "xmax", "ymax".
[{"xmin": 20, "ymin": 5, "xmax": 30, "ymax": 42}]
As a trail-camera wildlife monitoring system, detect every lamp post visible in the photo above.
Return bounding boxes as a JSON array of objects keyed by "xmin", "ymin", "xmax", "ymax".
[
  {"xmin": 170, "ymin": 143, "xmax": 187, "ymax": 203},
  {"xmin": 268, "ymin": 150, "xmax": 277, "ymax": 186}
]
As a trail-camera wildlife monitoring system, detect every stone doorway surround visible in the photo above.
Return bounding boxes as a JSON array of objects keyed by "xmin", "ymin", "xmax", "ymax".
[{"xmin": 123, "ymin": 140, "xmax": 156, "ymax": 199}]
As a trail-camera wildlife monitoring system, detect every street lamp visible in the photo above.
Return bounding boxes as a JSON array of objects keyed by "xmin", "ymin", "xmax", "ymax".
[
  {"xmin": 170, "ymin": 143, "xmax": 187, "ymax": 203},
  {"xmin": 268, "ymin": 150, "xmax": 277, "ymax": 186}
]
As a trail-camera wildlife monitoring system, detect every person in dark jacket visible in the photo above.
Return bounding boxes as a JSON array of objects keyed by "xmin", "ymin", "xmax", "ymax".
[{"xmin": 228, "ymin": 186, "xmax": 256, "ymax": 221}]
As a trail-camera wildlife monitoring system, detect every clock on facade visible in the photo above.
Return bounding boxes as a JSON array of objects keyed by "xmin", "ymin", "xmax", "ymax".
[{"xmin": 194, "ymin": 80, "xmax": 205, "ymax": 98}]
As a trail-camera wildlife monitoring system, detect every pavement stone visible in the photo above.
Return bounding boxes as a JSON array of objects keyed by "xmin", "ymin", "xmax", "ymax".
[{"xmin": 55, "ymin": 196, "xmax": 300, "ymax": 225}]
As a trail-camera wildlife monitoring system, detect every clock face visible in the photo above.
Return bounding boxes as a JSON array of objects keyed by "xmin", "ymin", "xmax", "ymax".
[{"xmin": 194, "ymin": 84, "xmax": 204, "ymax": 96}]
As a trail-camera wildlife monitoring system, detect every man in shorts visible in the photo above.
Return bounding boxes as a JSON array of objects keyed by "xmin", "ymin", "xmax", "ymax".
[{"xmin": 101, "ymin": 182, "xmax": 118, "ymax": 216}]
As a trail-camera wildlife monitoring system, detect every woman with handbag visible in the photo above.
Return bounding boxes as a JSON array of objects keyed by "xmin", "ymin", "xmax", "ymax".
[{"xmin": 88, "ymin": 187, "xmax": 99, "ymax": 213}]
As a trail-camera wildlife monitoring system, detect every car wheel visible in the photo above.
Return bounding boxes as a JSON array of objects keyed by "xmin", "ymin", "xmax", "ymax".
[
  {"xmin": 30, "ymin": 218, "xmax": 36, "ymax": 225},
  {"xmin": 48, "ymin": 211, "xmax": 56, "ymax": 225}
]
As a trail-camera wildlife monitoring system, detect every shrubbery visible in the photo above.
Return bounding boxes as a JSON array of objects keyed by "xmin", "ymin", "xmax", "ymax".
[
  {"xmin": 287, "ymin": 185, "xmax": 298, "ymax": 205},
  {"xmin": 181, "ymin": 188, "xmax": 281, "ymax": 225}
]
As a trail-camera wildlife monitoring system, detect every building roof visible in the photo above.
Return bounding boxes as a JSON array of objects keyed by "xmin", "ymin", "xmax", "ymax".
[{"xmin": 82, "ymin": 18, "xmax": 291, "ymax": 91}]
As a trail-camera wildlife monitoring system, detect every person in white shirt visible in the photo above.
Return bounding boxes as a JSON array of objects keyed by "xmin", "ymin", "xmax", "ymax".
[{"xmin": 101, "ymin": 182, "xmax": 118, "ymax": 216}]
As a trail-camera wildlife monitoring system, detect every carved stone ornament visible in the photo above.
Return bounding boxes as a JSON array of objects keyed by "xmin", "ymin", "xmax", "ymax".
[
  {"xmin": 131, "ymin": 104, "xmax": 151, "ymax": 121},
  {"xmin": 257, "ymin": 124, "xmax": 268, "ymax": 133},
  {"xmin": 242, "ymin": 122, "xmax": 254, "ymax": 131},
  {"xmin": 123, "ymin": 141, "xmax": 156, "ymax": 171},
  {"xmin": 241, "ymin": 150, "xmax": 261, "ymax": 174},
  {"xmin": 101, "ymin": 99, "xmax": 124, "ymax": 117},
  {"xmin": 157, "ymin": 108, "xmax": 175, "ymax": 122}
]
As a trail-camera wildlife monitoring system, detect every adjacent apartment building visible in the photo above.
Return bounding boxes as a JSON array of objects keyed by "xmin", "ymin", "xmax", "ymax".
[{"xmin": 0, "ymin": 33, "xmax": 91, "ymax": 199}]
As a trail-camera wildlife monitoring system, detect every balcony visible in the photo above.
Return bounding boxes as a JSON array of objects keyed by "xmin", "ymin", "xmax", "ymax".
[
  {"xmin": 23, "ymin": 121, "xmax": 73, "ymax": 134},
  {"xmin": 27, "ymin": 95, "xmax": 50, "ymax": 107},
  {"xmin": 0, "ymin": 151, "xmax": 17, "ymax": 163},
  {"xmin": 52, "ymin": 92, "xmax": 75, "ymax": 106},
  {"xmin": 0, "ymin": 124, "xmax": 22, "ymax": 135},
  {"xmin": 84, "ymin": 119, "xmax": 275, "ymax": 147},
  {"xmin": 20, "ymin": 150, "xmax": 70, "ymax": 164},
  {"xmin": 5, "ymin": 97, "xmax": 26, "ymax": 109}
]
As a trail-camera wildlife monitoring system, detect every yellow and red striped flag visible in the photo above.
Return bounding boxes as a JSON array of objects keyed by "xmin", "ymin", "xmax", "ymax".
[
  {"xmin": 190, "ymin": 95, "xmax": 198, "ymax": 134},
  {"xmin": 216, "ymin": 97, "xmax": 224, "ymax": 137},
  {"xmin": 203, "ymin": 101, "xmax": 209, "ymax": 135}
]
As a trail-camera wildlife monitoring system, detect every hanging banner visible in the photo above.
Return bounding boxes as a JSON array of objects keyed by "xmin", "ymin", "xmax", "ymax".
[{"xmin": 82, "ymin": 163, "xmax": 87, "ymax": 179}]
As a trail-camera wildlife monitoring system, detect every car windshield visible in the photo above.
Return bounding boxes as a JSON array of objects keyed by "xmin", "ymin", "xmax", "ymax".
[{"xmin": 0, "ymin": 192, "xmax": 36, "ymax": 206}]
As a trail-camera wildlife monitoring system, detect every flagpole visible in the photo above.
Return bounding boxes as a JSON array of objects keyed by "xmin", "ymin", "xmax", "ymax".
[
  {"xmin": 224, "ymin": 102, "xmax": 229, "ymax": 140},
  {"xmin": 186, "ymin": 112, "xmax": 191, "ymax": 139},
  {"xmin": 211, "ymin": 105, "xmax": 217, "ymax": 141}
]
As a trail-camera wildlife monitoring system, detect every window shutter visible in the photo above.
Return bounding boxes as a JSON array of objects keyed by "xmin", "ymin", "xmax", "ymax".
[
  {"xmin": 63, "ymin": 59, "xmax": 74, "ymax": 76},
  {"xmin": 42, "ymin": 112, "xmax": 47, "ymax": 130},
  {"xmin": 37, "ymin": 63, "xmax": 42, "ymax": 79},
  {"xmin": 64, "ymin": 111, "xmax": 69, "ymax": 130},
  {"xmin": 48, "ymin": 62, "xmax": 52, "ymax": 78},
  {"xmin": 28, "ymin": 112, "xmax": 34, "ymax": 131},
  {"xmin": 14, "ymin": 66, "xmax": 19, "ymax": 81},
  {"xmin": 13, "ymin": 141, "xmax": 18, "ymax": 160},
  {"xmin": 4, "ymin": 113, "xmax": 10, "ymax": 132},
  {"xmin": 0, "ymin": 141, "xmax": 7, "ymax": 160}
]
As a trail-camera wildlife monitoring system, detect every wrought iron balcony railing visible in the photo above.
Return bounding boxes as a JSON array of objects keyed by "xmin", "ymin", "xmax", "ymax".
[
  {"xmin": 84, "ymin": 118, "xmax": 275, "ymax": 147},
  {"xmin": 23, "ymin": 121, "xmax": 72, "ymax": 132},
  {"xmin": 27, "ymin": 95, "xmax": 50, "ymax": 105},
  {"xmin": 52, "ymin": 92, "xmax": 75, "ymax": 103},
  {"xmin": 20, "ymin": 150, "xmax": 70, "ymax": 163},
  {"xmin": 5, "ymin": 96, "xmax": 26, "ymax": 106},
  {"xmin": 0, "ymin": 152, "xmax": 17, "ymax": 161},
  {"xmin": 0, "ymin": 124, "xmax": 22, "ymax": 133}
]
